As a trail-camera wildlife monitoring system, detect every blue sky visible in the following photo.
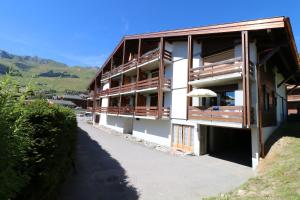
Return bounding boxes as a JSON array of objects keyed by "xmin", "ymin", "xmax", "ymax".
[{"xmin": 0, "ymin": 0, "xmax": 299, "ymax": 66}]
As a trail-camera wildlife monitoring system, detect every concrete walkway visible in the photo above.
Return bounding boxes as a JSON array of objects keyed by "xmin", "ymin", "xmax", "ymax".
[{"xmin": 60, "ymin": 120, "xmax": 253, "ymax": 200}]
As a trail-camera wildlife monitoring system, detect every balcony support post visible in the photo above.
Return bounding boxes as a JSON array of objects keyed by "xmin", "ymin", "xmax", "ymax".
[
  {"xmin": 187, "ymin": 35, "xmax": 193, "ymax": 120},
  {"xmin": 242, "ymin": 31, "xmax": 251, "ymax": 128},
  {"xmin": 135, "ymin": 39, "xmax": 142, "ymax": 113},
  {"xmin": 158, "ymin": 37, "xmax": 165, "ymax": 118}
]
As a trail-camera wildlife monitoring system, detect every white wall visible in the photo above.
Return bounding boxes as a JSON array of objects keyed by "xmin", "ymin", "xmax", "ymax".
[
  {"xmin": 103, "ymin": 82, "xmax": 110, "ymax": 90},
  {"xmin": 133, "ymin": 119, "xmax": 171, "ymax": 146},
  {"xmin": 172, "ymin": 42, "xmax": 188, "ymax": 89},
  {"xmin": 99, "ymin": 113, "xmax": 107, "ymax": 125},
  {"xmin": 170, "ymin": 42, "xmax": 188, "ymax": 119},
  {"xmin": 106, "ymin": 116, "xmax": 125, "ymax": 133},
  {"xmin": 171, "ymin": 88, "xmax": 187, "ymax": 119},
  {"xmin": 262, "ymin": 68, "xmax": 287, "ymax": 143}
]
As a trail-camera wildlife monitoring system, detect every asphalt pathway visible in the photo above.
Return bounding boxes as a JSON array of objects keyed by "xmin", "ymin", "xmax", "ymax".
[{"xmin": 60, "ymin": 119, "xmax": 253, "ymax": 200}]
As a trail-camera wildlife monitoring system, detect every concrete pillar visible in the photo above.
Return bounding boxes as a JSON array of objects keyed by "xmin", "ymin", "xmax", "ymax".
[
  {"xmin": 251, "ymin": 127, "xmax": 260, "ymax": 170},
  {"xmin": 193, "ymin": 124, "xmax": 200, "ymax": 156}
]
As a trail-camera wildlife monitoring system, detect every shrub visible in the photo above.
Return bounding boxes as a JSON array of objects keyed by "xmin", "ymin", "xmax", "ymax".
[{"xmin": 0, "ymin": 77, "xmax": 77, "ymax": 200}]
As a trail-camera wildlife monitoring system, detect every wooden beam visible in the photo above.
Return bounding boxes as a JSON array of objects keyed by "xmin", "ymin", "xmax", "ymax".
[
  {"xmin": 277, "ymin": 74, "xmax": 294, "ymax": 88},
  {"xmin": 256, "ymin": 55, "xmax": 265, "ymax": 158},
  {"xmin": 241, "ymin": 31, "xmax": 249, "ymax": 127},
  {"xmin": 158, "ymin": 37, "xmax": 165, "ymax": 118},
  {"xmin": 138, "ymin": 38, "xmax": 142, "ymax": 62},
  {"xmin": 187, "ymin": 35, "xmax": 193, "ymax": 120},
  {"xmin": 122, "ymin": 40, "xmax": 126, "ymax": 65},
  {"xmin": 135, "ymin": 39, "xmax": 141, "ymax": 113},
  {"xmin": 244, "ymin": 31, "xmax": 251, "ymax": 127},
  {"xmin": 287, "ymin": 84, "xmax": 299, "ymax": 95},
  {"xmin": 258, "ymin": 46, "xmax": 280, "ymax": 66},
  {"xmin": 125, "ymin": 17, "xmax": 285, "ymax": 40}
]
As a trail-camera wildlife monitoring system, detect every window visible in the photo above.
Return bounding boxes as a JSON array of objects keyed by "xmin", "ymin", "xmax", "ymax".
[
  {"xmin": 200, "ymin": 91, "xmax": 235, "ymax": 107},
  {"xmin": 221, "ymin": 91, "xmax": 235, "ymax": 106},
  {"xmin": 150, "ymin": 94, "xmax": 158, "ymax": 107}
]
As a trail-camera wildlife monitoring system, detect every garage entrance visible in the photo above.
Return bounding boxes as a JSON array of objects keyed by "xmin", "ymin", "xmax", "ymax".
[{"xmin": 200, "ymin": 125, "xmax": 252, "ymax": 166}]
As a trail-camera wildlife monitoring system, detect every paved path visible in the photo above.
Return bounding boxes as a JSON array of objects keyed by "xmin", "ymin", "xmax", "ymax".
[{"xmin": 60, "ymin": 120, "xmax": 253, "ymax": 200}]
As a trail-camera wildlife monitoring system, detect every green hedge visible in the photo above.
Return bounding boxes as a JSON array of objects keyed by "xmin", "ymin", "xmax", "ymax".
[{"xmin": 0, "ymin": 78, "xmax": 77, "ymax": 200}]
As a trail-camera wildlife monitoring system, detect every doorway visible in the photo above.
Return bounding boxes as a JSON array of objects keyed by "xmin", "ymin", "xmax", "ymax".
[{"xmin": 172, "ymin": 124, "xmax": 194, "ymax": 152}]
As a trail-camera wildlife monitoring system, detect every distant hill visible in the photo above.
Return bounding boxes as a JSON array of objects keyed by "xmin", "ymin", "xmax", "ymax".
[{"xmin": 0, "ymin": 49, "xmax": 98, "ymax": 94}]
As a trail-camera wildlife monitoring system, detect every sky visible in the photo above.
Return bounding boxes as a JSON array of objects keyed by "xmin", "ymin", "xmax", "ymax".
[{"xmin": 0, "ymin": 0, "xmax": 299, "ymax": 67}]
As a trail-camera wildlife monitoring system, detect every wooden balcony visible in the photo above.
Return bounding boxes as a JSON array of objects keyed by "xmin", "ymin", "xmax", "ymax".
[
  {"xmin": 189, "ymin": 57, "xmax": 243, "ymax": 82},
  {"xmin": 99, "ymin": 89, "xmax": 109, "ymax": 97},
  {"xmin": 107, "ymin": 107, "xmax": 119, "ymax": 114},
  {"xmin": 119, "ymin": 106, "xmax": 135, "ymax": 115},
  {"xmin": 95, "ymin": 106, "xmax": 170, "ymax": 119},
  {"xmin": 110, "ymin": 65, "xmax": 123, "ymax": 77},
  {"xmin": 108, "ymin": 86, "xmax": 121, "ymax": 96},
  {"xmin": 138, "ymin": 48, "xmax": 172, "ymax": 66},
  {"xmin": 120, "ymin": 83, "xmax": 136, "ymax": 93},
  {"xmin": 87, "ymin": 107, "xmax": 93, "ymax": 112},
  {"xmin": 102, "ymin": 71, "xmax": 110, "ymax": 80},
  {"xmin": 122, "ymin": 59, "xmax": 137, "ymax": 72},
  {"xmin": 135, "ymin": 106, "xmax": 170, "ymax": 118},
  {"xmin": 188, "ymin": 106, "xmax": 243, "ymax": 124},
  {"xmin": 136, "ymin": 77, "xmax": 171, "ymax": 91},
  {"xmin": 288, "ymin": 95, "xmax": 300, "ymax": 101}
]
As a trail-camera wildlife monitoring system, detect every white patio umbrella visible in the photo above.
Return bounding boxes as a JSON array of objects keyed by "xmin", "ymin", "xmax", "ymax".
[{"xmin": 187, "ymin": 89, "xmax": 217, "ymax": 97}]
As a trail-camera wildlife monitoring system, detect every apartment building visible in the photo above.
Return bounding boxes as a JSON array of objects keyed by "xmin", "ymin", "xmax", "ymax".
[{"xmin": 87, "ymin": 17, "xmax": 300, "ymax": 169}]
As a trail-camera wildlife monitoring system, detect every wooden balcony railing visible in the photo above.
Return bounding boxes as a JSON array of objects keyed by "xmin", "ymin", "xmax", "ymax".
[
  {"xmin": 121, "ymin": 82, "xmax": 136, "ymax": 93},
  {"xmin": 162, "ymin": 107, "xmax": 171, "ymax": 118},
  {"xmin": 189, "ymin": 57, "xmax": 243, "ymax": 81},
  {"xmin": 122, "ymin": 59, "xmax": 137, "ymax": 72},
  {"xmin": 189, "ymin": 106, "xmax": 243, "ymax": 123},
  {"xmin": 102, "ymin": 71, "xmax": 110, "ymax": 79},
  {"xmin": 138, "ymin": 48, "xmax": 172, "ymax": 65},
  {"xmin": 93, "ymin": 106, "xmax": 170, "ymax": 118},
  {"xmin": 109, "ymin": 86, "xmax": 121, "ymax": 95},
  {"xmin": 288, "ymin": 95, "xmax": 300, "ymax": 101},
  {"xmin": 107, "ymin": 107, "xmax": 119, "ymax": 114},
  {"xmin": 137, "ymin": 77, "xmax": 171, "ymax": 91},
  {"xmin": 137, "ymin": 77, "xmax": 159, "ymax": 90},
  {"xmin": 99, "ymin": 89, "xmax": 109, "ymax": 96},
  {"xmin": 135, "ymin": 106, "xmax": 159, "ymax": 117},
  {"xmin": 96, "ymin": 107, "xmax": 107, "ymax": 113},
  {"xmin": 119, "ymin": 106, "xmax": 135, "ymax": 115},
  {"xmin": 87, "ymin": 107, "xmax": 93, "ymax": 112},
  {"xmin": 111, "ymin": 65, "xmax": 123, "ymax": 76},
  {"xmin": 135, "ymin": 106, "xmax": 170, "ymax": 118}
]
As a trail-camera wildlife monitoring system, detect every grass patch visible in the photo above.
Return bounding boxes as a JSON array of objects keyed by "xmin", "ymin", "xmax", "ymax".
[{"xmin": 205, "ymin": 122, "xmax": 300, "ymax": 200}]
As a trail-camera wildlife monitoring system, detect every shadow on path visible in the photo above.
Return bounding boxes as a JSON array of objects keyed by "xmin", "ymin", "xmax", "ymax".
[{"xmin": 59, "ymin": 127, "xmax": 139, "ymax": 200}]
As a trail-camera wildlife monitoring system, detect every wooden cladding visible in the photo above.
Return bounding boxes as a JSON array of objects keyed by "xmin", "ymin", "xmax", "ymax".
[
  {"xmin": 188, "ymin": 106, "xmax": 244, "ymax": 123},
  {"xmin": 189, "ymin": 57, "xmax": 244, "ymax": 81},
  {"xmin": 97, "ymin": 106, "xmax": 170, "ymax": 118}
]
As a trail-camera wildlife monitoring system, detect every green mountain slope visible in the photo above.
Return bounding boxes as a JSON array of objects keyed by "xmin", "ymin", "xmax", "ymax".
[{"xmin": 0, "ymin": 50, "xmax": 97, "ymax": 94}]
